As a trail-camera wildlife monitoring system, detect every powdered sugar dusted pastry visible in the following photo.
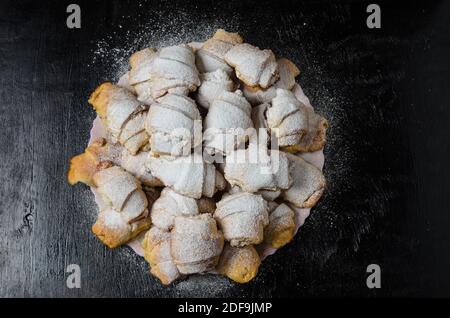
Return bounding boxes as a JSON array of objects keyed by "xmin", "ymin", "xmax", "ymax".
[
  {"xmin": 266, "ymin": 89, "xmax": 308, "ymax": 149},
  {"xmin": 89, "ymin": 83, "xmax": 149, "ymax": 155},
  {"xmin": 148, "ymin": 44, "xmax": 200, "ymax": 99},
  {"xmin": 284, "ymin": 107, "xmax": 328, "ymax": 153},
  {"xmin": 68, "ymin": 138, "xmax": 162, "ymax": 187},
  {"xmin": 128, "ymin": 48, "xmax": 157, "ymax": 104},
  {"xmin": 142, "ymin": 226, "xmax": 181, "ymax": 285},
  {"xmin": 145, "ymin": 93, "xmax": 201, "ymax": 156},
  {"xmin": 204, "ymin": 90, "xmax": 253, "ymax": 155},
  {"xmin": 120, "ymin": 149, "xmax": 163, "ymax": 187},
  {"xmin": 151, "ymin": 188, "xmax": 199, "ymax": 231},
  {"xmin": 171, "ymin": 214, "xmax": 224, "ymax": 274},
  {"xmin": 225, "ymin": 43, "xmax": 278, "ymax": 88},
  {"xmin": 243, "ymin": 58, "xmax": 300, "ymax": 105},
  {"xmin": 214, "ymin": 192, "xmax": 269, "ymax": 247},
  {"xmin": 264, "ymin": 203, "xmax": 296, "ymax": 248},
  {"xmin": 196, "ymin": 69, "xmax": 235, "ymax": 109},
  {"xmin": 217, "ymin": 244, "xmax": 261, "ymax": 284},
  {"xmin": 196, "ymin": 29, "xmax": 243, "ymax": 75},
  {"xmin": 282, "ymin": 153, "xmax": 326, "ymax": 208},
  {"xmin": 147, "ymin": 153, "xmax": 227, "ymax": 199},
  {"xmin": 224, "ymin": 143, "xmax": 291, "ymax": 193},
  {"xmin": 91, "ymin": 166, "xmax": 151, "ymax": 248}
]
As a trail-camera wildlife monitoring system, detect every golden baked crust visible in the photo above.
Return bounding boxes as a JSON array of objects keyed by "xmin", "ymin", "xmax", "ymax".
[
  {"xmin": 92, "ymin": 212, "xmax": 151, "ymax": 248},
  {"xmin": 217, "ymin": 244, "xmax": 261, "ymax": 284},
  {"xmin": 142, "ymin": 227, "xmax": 181, "ymax": 285},
  {"xmin": 264, "ymin": 203, "xmax": 296, "ymax": 248},
  {"xmin": 88, "ymin": 82, "xmax": 114, "ymax": 118},
  {"xmin": 67, "ymin": 138, "xmax": 112, "ymax": 186},
  {"xmin": 284, "ymin": 111, "xmax": 328, "ymax": 153}
]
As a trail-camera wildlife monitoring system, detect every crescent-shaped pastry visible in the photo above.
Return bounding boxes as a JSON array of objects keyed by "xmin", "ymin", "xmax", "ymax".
[
  {"xmin": 128, "ymin": 47, "xmax": 158, "ymax": 105},
  {"xmin": 150, "ymin": 188, "xmax": 199, "ymax": 231},
  {"xmin": 217, "ymin": 244, "xmax": 261, "ymax": 284},
  {"xmin": 148, "ymin": 44, "xmax": 200, "ymax": 99},
  {"xmin": 91, "ymin": 166, "xmax": 151, "ymax": 248},
  {"xmin": 88, "ymin": 83, "xmax": 149, "ymax": 155},
  {"xmin": 170, "ymin": 214, "xmax": 224, "ymax": 274},
  {"xmin": 142, "ymin": 226, "xmax": 181, "ymax": 285},
  {"xmin": 214, "ymin": 192, "xmax": 269, "ymax": 247},
  {"xmin": 67, "ymin": 138, "xmax": 162, "ymax": 187},
  {"xmin": 145, "ymin": 93, "xmax": 201, "ymax": 156},
  {"xmin": 196, "ymin": 29, "xmax": 243, "ymax": 75},
  {"xmin": 224, "ymin": 143, "xmax": 291, "ymax": 193},
  {"xmin": 204, "ymin": 90, "xmax": 253, "ymax": 155},
  {"xmin": 224, "ymin": 43, "xmax": 278, "ymax": 88},
  {"xmin": 243, "ymin": 58, "xmax": 300, "ymax": 105},
  {"xmin": 146, "ymin": 153, "xmax": 227, "ymax": 199},
  {"xmin": 263, "ymin": 203, "xmax": 296, "ymax": 248},
  {"xmin": 282, "ymin": 153, "xmax": 326, "ymax": 208},
  {"xmin": 266, "ymin": 89, "xmax": 308, "ymax": 148},
  {"xmin": 196, "ymin": 69, "xmax": 235, "ymax": 109}
]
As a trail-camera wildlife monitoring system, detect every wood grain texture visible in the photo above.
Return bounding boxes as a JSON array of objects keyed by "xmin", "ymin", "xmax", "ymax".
[{"xmin": 0, "ymin": 0, "xmax": 449, "ymax": 297}]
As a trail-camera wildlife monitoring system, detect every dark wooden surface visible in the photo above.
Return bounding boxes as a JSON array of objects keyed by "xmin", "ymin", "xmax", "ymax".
[{"xmin": 1, "ymin": 0, "xmax": 450, "ymax": 297}]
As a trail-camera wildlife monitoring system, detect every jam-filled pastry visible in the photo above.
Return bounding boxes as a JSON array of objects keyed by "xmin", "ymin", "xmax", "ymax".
[
  {"xmin": 145, "ymin": 93, "xmax": 201, "ymax": 156},
  {"xmin": 146, "ymin": 153, "xmax": 227, "ymax": 199},
  {"xmin": 196, "ymin": 69, "xmax": 235, "ymax": 109},
  {"xmin": 151, "ymin": 188, "xmax": 199, "ymax": 231},
  {"xmin": 148, "ymin": 44, "xmax": 200, "ymax": 99},
  {"xmin": 89, "ymin": 83, "xmax": 149, "ymax": 155},
  {"xmin": 242, "ymin": 58, "xmax": 300, "ymax": 105},
  {"xmin": 196, "ymin": 29, "xmax": 243, "ymax": 75},
  {"xmin": 224, "ymin": 143, "xmax": 291, "ymax": 193},
  {"xmin": 91, "ymin": 166, "xmax": 151, "ymax": 248},
  {"xmin": 142, "ymin": 226, "xmax": 181, "ymax": 285},
  {"xmin": 264, "ymin": 203, "xmax": 296, "ymax": 248},
  {"xmin": 282, "ymin": 153, "xmax": 326, "ymax": 208},
  {"xmin": 128, "ymin": 47, "xmax": 158, "ymax": 105},
  {"xmin": 214, "ymin": 192, "xmax": 269, "ymax": 247},
  {"xmin": 171, "ymin": 214, "xmax": 224, "ymax": 274},
  {"xmin": 224, "ymin": 43, "xmax": 278, "ymax": 89},
  {"xmin": 217, "ymin": 244, "xmax": 261, "ymax": 284},
  {"xmin": 266, "ymin": 89, "xmax": 308, "ymax": 149},
  {"xmin": 204, "ymin": 90, "xmax": 253, "ymax": 155}
]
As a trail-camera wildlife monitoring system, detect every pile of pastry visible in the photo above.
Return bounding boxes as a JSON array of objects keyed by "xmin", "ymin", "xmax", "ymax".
[{"xmin": 68, "ymin": 29, "xmax": 328, "ymax": 285}]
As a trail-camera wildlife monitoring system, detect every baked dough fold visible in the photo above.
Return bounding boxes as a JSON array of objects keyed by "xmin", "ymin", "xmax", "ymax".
[
  {"xmin": 142, "ymin": 226, "xmax": 181, "ymax": 285},
  {"xmin": 171, "ymin": 214, "xmax": 224, "ymax": 274},
  {"xmin": 88, "ymin": 83, "xmax": 149, "ymax": 155},
  {"xmin": 145, "ymin": 93, "xmax": 201, "ymax": 156},
  {"xmin": 225, "ymin": 43, "xmax": 278, "ymax": 88},
  {"xmin": 91, "ymin": 166, "xmax": 151, "ymax": 248},
  {"xmin": 204, "ymin": 90, "xmax": 253, "ymax": 155},
  {"xmin": 224, "ymin": 144, "xmax": 291, "ymax": 193},
  {"xmin": 195, "ymin": 29, "xmax": 243, "ymax": 75},
  {"xmin": 146, "ymin": 153, "xmax": 227, "ymax": 199},
  {"xmin": 214, "ymin": 192, "xmax": 269, "ymax": 247},
  {"xmin": 282, "ymin": 153, "xmax": 326, "ymax": 208},
  {"xmin": 266, "ymin": 89, "xmax": 308, "ymax": 148}
]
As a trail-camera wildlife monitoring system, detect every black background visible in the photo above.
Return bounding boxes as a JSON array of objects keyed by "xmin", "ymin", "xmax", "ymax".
[{"xmin": 0, "ymin": 0, "xmax": 449, "ymax": 297}]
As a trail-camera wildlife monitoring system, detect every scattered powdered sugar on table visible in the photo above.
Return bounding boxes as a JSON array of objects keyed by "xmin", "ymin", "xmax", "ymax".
[{"xmin": 89, "ymin": 10, "xmax": 239, "ymax": 82}]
